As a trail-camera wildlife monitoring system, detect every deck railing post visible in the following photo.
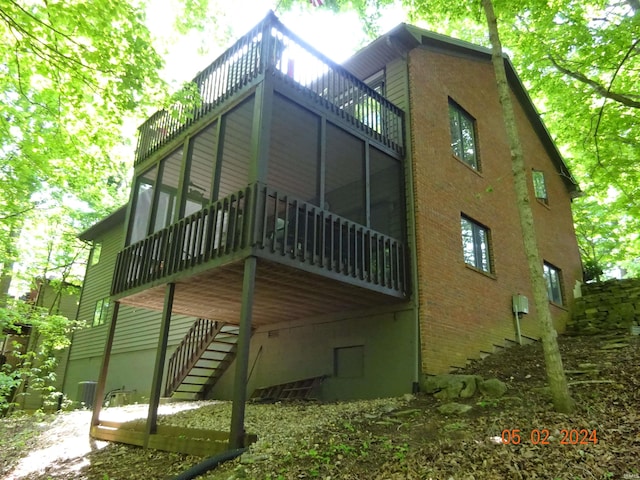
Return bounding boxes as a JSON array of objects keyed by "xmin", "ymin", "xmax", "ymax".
[
  {"xmin": 145, "ymin": 283, "xmax": 175, "ymax": 446},
  {"xmin": 229, "ymin": 256, "xmax": 257, "ymax": 450},
  {"xmin": 90, "ymin": 301, "xmax": 120, "ymax": 428}
]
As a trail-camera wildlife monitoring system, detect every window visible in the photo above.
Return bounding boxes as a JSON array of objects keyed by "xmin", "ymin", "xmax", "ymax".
[
  {"xmin": 461, "ymin": 216, "xmax": 492, "ymax": 273},
  {"xmin": 370, "ymin": 147, "xmax": 403, "ymax": 238},
  {"xmin": 326, "ymin": 124, "xmax": 366, "ymax": 225},
  {"xmin": 90, "ymin": 243, "xmax": 102, "ymax": 266},
  {"xmin": 543, "ymin": 263, "xmax": 563, "ymax": 305},
  {"xmin": 449, "ymin": 100, "xmax": 478, "ymax": 170},
  {"xmin": 93, "ymin": 298, "xmax": 110, "ymax": 327},
  {"xmin": 128, "ymin": 166, "xmax": 157, "ymax": 244},
  {"xmin": 533, "ymin": 170, "xmax": 548, "ymax": 204},
  {"xmin": 152, "ymin": 147, "xmax": 183, "ymax": 233}
]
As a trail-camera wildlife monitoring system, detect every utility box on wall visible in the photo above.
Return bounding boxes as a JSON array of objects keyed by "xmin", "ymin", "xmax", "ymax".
[{"xmin": 512, "ymin": 294, "xmax": 529, "ymax": 315}]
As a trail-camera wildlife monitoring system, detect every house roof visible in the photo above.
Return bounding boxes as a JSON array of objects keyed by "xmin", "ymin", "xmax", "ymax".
[
  {"xmin": 343, "ymin": 24, "xmax": 580, "ymax": 195},
  {"xmin": 78, "ymin": 206, "xmax": 126, "ymax": 241}
]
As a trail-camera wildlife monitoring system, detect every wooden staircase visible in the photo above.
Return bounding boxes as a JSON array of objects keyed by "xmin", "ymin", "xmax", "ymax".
[{"xmin": 165, "ymin": 318, "xmax": 240, "ymax": 400}]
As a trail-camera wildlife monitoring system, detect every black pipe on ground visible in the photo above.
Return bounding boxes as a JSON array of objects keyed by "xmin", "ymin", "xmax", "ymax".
[{"xmin": 172, "ymin": 448, "xmax": 247, "ymax": 480}]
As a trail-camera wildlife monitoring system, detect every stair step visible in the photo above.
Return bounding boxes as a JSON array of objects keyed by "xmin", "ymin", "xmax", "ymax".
[
  {"xmin": 204, "ymin": 348, "xmax": 235, "ymax": 354},
  {"xmin": 176, "ymin": 383, "xmax": 202, "ymax": 393},
  {"xmin": 463, "ymin": 336, "xmax": 541, "ymax": 372},
  {"xmin": 211, "ymin": 339, "xmax": 239, "ymax": 345},
  {"xmin": 171, "ymin": 392, "xmax": 199, "ymax": 400},
  {"xmin": 202, "ymin": 352, "xmax": 233, "ymax": 359},
  {"xmin": 193, "ymin": 365, "xmax": 225, "ymax": 373}
]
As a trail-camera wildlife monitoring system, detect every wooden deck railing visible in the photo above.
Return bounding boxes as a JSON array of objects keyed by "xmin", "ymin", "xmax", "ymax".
[
  {"xmin": 268, "ymin": 22, "xmax": 404, "ymax": 154},
  {"xmin": 255, "ymin": 186, "xmax": 407, "ymax": 293},
  {"xmin": 135, "ymin": 21, "xmax": 265, "ymax": 165},
  {"xmin": 112, "ymin": 183, "xmax": 408, "ymax": 298},
  {"xmin": 134, "ymin": 13, "xmax": 404, "ymax": 166},
  {"xmin": 164, "ymin": 318, "xmax": 221, "ymax": 397},
  {"xmin": 112, "ymin": 188, "xmax": 250, "ymax": 294}
]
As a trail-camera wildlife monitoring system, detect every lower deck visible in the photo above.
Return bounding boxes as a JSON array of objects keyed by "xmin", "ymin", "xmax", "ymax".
[{"xmin": 120, "ymin": 257, "xmax": 406, "ymax": 327}]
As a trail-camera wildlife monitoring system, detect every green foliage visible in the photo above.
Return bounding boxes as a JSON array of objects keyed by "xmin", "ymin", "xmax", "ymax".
[
  {"xmin": 0, "ymin": 0, "xmax": 221, "ymax": 296},
  {"xmin": 0, "ymin": 299, "xmax": 83, "ymax": 414}
]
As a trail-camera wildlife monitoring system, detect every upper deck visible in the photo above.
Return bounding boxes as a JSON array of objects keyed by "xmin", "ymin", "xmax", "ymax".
[
  {"xmin": 114, "ymin": 13, "xmax": 409, "ymax": 322},
  {"xmin": 135, "ymin": 12, "xmax": 404, "ymax": 167}
]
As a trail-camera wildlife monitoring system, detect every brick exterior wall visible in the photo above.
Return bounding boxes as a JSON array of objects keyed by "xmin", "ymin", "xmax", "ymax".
[{"xmin": 407, "ymin": 47, "xmax": 583, "ymax": 374}]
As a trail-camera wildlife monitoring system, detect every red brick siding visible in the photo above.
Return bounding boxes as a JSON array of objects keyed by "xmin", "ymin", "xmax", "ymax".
[{"xmin": 407, "ymin": 48, "xmax": 582, "ymax": 374}]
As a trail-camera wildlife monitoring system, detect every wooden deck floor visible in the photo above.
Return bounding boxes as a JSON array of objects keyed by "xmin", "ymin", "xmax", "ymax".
[{"xmin": 119, "ymin": 258, "xmax": 405, "ymax": 327}]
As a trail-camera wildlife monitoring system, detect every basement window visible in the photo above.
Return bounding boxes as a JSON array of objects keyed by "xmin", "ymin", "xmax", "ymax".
[
  {"xmin": 543, "ymin": 262, "xmax": 563, "ymax": 305},
  {"xmin": 334, "ymin": 345, "xmax": 364, "ymax": 378}
]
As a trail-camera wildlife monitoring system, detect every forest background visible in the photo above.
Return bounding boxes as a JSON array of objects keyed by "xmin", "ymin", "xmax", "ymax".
[{"xmin": 0, "ymin": 0, "xmax": 637, "ymax": 408}]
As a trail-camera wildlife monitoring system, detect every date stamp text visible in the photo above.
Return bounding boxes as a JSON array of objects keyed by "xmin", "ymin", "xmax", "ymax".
[{"xmin": 500, "ymin": 429, "xmax": 598, "ymax": 445}]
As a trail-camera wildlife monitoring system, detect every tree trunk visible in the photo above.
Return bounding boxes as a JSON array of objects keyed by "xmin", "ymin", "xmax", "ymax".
[
  {"xmin": 481, "ymin": 0, "xmax": 574, "ymax": 413},
  {"xmin": 0, "ymin": 225, "xmax": 21, "ymax": 307}
]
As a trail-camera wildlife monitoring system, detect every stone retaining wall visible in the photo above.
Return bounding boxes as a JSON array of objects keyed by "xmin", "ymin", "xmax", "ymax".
[{"xmin": 568, "ymin": 278, "xmax": 640, "ymax": 335}]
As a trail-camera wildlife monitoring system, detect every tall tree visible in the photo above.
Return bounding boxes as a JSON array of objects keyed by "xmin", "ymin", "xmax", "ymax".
[{"xmin": 479, "ymin": 0, "xmax": 573, "ymax": 412}]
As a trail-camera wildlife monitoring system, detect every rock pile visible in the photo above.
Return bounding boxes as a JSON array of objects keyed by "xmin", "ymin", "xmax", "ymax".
[
  {"xmin": 420, "ymin": 374, "xmax": 507, "ymax": 401},
  {"xmin": 569, "ymin": 278, "xmax": 640, "ymax": 335}
]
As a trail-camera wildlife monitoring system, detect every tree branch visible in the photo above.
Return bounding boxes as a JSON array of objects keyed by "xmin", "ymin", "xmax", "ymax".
[
  {"xmin": 0, "ymin": 205, "xmax": 37, "ymax": 221},
  {"xmin": 0, "ymin": 4, "xmax": 116, "ymax": 79},
  {"xmin": 548, "ymin": 46, "xmax": 640, "ymax": 109}
]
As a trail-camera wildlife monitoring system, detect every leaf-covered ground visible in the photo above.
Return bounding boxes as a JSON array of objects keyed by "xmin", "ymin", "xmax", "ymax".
[{"xmin": 1, "ymin": 332, "xmax": 639, "ymax": 480}]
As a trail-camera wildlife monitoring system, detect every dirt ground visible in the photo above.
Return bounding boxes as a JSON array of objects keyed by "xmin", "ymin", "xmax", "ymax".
[{"xmin": 1, "ymin": 331, "xmax": 639, "ymax": 480}]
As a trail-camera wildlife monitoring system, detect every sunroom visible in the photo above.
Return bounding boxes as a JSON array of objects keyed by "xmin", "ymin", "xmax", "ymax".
[{"xmin": 113, "ymin": 11, "xmax": 409, "ymax": 317}]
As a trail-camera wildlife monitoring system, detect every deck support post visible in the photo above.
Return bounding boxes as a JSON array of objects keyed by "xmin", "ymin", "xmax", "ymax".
[
  {"xmin": 91, "ymin": 301, "xmax": 120, "ymax": 427},
  {"xmin": 144, "ymin": 282, "xmax": 175, "ymax": 446},
  {"xmin": 229, "ymin": 256, "xmax": 257, "ymax": 449}
]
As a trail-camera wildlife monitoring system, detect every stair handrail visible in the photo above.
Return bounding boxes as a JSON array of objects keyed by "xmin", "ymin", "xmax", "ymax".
[{"xmin": 165, "ymin": 318, "xmax": 223, "ymax": 397}]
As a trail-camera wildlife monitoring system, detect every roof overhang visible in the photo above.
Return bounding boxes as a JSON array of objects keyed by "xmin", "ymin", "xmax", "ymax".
[{"xmin": 78, "ymin": 206, "xmax": 126, "ymax": 242}]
